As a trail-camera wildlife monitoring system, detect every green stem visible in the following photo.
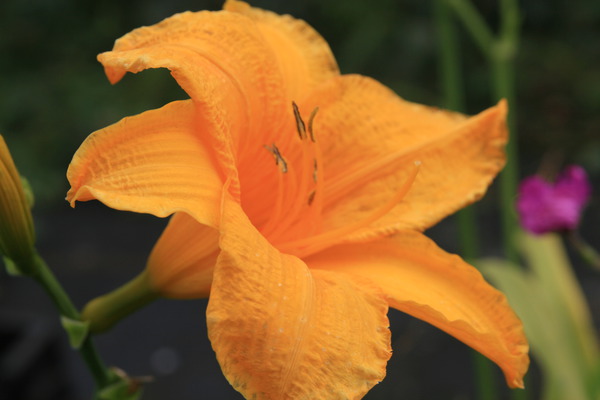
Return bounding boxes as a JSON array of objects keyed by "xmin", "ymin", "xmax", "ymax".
[
  {"xmin": 448, "ymin": 0, "xmax": 521, "ymax": 265},
  {"xmin": 80, "ymin": 339, "xmax": 111, "ymax": 391},
  {"xmin": 500, "ymin": 0, "xmax": 521, "ymax": 46},
  {"xmin": 434, "ymin": 2, "xmax": 496, "ymax": 400},
  {"xmin": 31, "ymin": 253, "xmax": 80, "ymax": 318},
  {"xmin": 82, "ymin": 270, "xmax": 159, "ymax": 334},
  {"xmin": 492, "ymin": 54, "xmax": 520, "ymax": 264},
  {"xmin": 456, "ymin": 208, "xmax": 480, "ymax": 261},
  {"xmin": 25, "ymin": 252, "xmax": 111, "ymax": 389},
  {"xmin": 446, "ymin": 0, "xmax": 495, "ymax": 59},
  {"xmin": 493, "ymin": 0, "xmax": 521, "ymax": 266},
  {"xmin": 434, "ymin": 0, "xmax": 465, "ymax": 112},
  {"xmin": 494, "ymin": 2, "xmax": 527, "ymax": 399},
  {"xmin": 566, "ymin": 231, "xmax": 600, "ymax": 271},
  {"xmin": 434, "ymin": 0, "xmax": 482, "ymax": 261},
  {"xmin": 435, "ymin": 0, "xmax": 484, "ymax": 263},
  {"xmin": 446, "ymin": 0, "xmax": 527, "ymax": 398},
  {"xmin": 494, "ymin": 2, "xmax": 527, "ymax": 398}
]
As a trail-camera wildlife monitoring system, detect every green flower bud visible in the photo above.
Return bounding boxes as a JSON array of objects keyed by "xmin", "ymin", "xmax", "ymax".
[{"xmin": 0, "ymin": 135, "xmax": 36, "ymax": 272}]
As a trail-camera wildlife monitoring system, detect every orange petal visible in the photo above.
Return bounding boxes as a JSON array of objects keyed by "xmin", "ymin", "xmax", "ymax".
[
  {"xmin": 97, "ymin": 9, "xmax": 283, "ymax": 198},
  {"xmin": 306, "ymin": 232, "xmax": 529, "ymax": 389},
  {"xmin": 206, "ymin": 199, "xmax": 391, "ymax": 399},
  {"xmin": 94, "ymin": 3, "xmax": 339, "ymax": 227},
  {"xmin": 221, "ymin": 1, "xmax": 338, "ymax": 232},
  {"xmin": 97, "ymin": 6, "xmax": 339, "ymax": 201},
  {"xmin": 146, "ymin": 212, "xmax": 218, "ymax": 299},
  {"xmin": 66, "ymin": 100, "xmax": 222, "ymax": 227},
  {"xmin": 302, "ymin": 75, "xmax": 507, "ymax": 240},
  {"xmin": 223, "ymin": 0, "xmax": 339, "ymax": 99}
]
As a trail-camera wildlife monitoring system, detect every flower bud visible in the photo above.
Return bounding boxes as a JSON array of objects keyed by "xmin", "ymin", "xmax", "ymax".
[
  {"xmin": 516, "ymin": 165, "xmax": 592, "ymax": 235},
  {"xmin": 0, "ymin": 135, "xmax": 36, "ymax": 271}
]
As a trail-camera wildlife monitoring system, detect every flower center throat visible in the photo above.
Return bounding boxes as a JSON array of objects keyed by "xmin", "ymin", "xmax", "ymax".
[{"xmin": 261, "ymin": 102, "xmax": 420, "ymax": 258}]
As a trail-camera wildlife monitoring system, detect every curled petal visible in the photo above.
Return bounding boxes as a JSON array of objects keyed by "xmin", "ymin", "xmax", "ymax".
[
  {"xmin": 97, "ymin": 10, "xmax": 280, "ymax": 195},
  {"xmin": 207, "ymin": 199, "xmax": 391, "ymax": 399},
  {"xmin": 97, "ymin": 5, "xmax": 338, "ymax": 197},
  {"xmin": 147, "ymin": 212, "xmax": 218, "ymax": 299},
  {"xmin": 224, "ymin": 0, "xmax": 339, "ymax": 99},
  {"xmin": 301, "ymin": 75, "xmax": 507, "ymax": 240},
  {"xmin": 67, "ymin": 100, "xmax": 223, "ymax": 227},
  {"xmin": 99, "ymin": 9, "xmax": 282, "ymax": 107},
  {"xmin": 307, "ymin": 232, "xmax": 529, "ymax": 389}
]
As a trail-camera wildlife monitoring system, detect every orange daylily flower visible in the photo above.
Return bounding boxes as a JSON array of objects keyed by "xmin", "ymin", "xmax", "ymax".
[{"xmin": 67, "ymin": 1, "xmax": 529, "ymax": 398}]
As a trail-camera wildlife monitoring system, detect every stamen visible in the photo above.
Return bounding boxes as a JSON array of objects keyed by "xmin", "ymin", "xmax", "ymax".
[
  {"xmin": 264, "ymin": 144, "xmax": 288, "ymax": 173},
  {"xmin": 292, "ymin": 102, "xmax": 307, "ymax": 140},
  {"xmin": 307, "ymin": 107, "xmax": 319, "ymax": 142},
  {"xmin": 311, "ymin": 128, "xmax": 325, "ymax": 230},
  {"xmin": 269, "ymin": 170, "xmax": 286, "ymax": 229},
  {"xmin": 307, "ymin": 190, "xmax": 316, "ymax": 206},
  {"xmin": 264, "ymin": 104, "xmax": 324, "ymax": 242},
  {"xmin": 272, "ymin": 137, "xmax": 313, "ymax": 234},
  {"xmin": 270, "ymin": 104, "xmax": 315, "ymax": 234},
  {"xmin": 278, "ymin": 161, "xmax": 421, "ymax": 257},
  {"xmin": 260, "ymin": 162, "xmax": 300, "ymax": 237}
]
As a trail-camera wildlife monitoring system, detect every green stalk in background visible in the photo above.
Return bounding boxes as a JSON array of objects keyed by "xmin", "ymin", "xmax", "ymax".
[
  {"xmin": 480, "ymin": 233, "xmax": 600, "ymax": 400},
  {"xmin": 433, "ymin": 2, "xmax": 496, "ymax": 400},
  {"xmin": 442, "ymin": 0, "xmax": 525, "ymax": 398},
  {"xmin": 447, "ymin": 0, "xmax": 522, "ymax": 264}
]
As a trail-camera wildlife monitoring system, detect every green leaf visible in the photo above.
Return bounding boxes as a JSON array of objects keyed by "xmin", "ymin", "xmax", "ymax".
[
  {"xmin": 60, "ymin": 316, "xmax": 89, "ymax": 349},
  {"xmin": 519, "ymin": 233, "xmax": 599, "ymax": 368},
  {"xmin": 98, "ymin": 377, "xmax": 142, "ymax": 400},
  {"xmin": 478, "ymin": 232, "xmax": 599, "ymax": 400},
  {"xmin": 3, "ymin": 256, "xmax": 22, "ymax": 276}
]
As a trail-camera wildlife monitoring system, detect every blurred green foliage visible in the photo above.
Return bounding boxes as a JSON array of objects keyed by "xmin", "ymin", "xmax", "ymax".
[
  {"xmin": 481, "ymin": 233, "xmax": 600, "ymax": 400},
  {"xmin": 1, "ymin": 0, "xmax": 599, "ymax": 207}
]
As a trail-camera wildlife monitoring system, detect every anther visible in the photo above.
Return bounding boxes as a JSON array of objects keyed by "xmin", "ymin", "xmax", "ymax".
[
  {"xmin": 292, "ymin": 102, "xmax": 307, "ymax": 140},
  {"xmin": 264, "ymin": 144, "xmax": 288, "ymax": 173},
  {"xmin": 312, "ymin": 159, "xmax": 318, "ymax": 183},
  {"xmin": 307, "ymin": 107, "xmax": 319, "ymax": 142},
  {"xmin": 307, "ymin": 190, "xmax": 316, "ymax": 206}
]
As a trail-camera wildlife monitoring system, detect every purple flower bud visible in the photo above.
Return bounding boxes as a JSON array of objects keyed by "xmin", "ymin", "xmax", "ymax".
[{"xmin": 516, "ymin": 165, "xmax": 592, "ymax": 235}]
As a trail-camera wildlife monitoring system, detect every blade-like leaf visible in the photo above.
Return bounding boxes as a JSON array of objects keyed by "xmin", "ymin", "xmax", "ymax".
[
  {"xmin": 60, "ymin": 316, "xmax": 89, "ymax": 349},
  {"xmin": 479, "ymin": 233, "xmax": 599, "ymax": 400},
  {"xmin": 519, "ymin": 233, "xmax": 599, "ymax": 370},
  {"xmin": 3, "ymin": 256, "xmax": 22, "ymax": 276}
]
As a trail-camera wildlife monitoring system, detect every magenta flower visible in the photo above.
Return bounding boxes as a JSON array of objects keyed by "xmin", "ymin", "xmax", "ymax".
[{"xmin": 517, "ymin": 165, "xmax": 592, "ymax": 235}]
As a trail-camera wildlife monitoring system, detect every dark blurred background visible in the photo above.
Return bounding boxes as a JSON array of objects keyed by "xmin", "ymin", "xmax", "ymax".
[{"xmin": 0, "ymin": 0, "xmax": 599, "ymax": 399}]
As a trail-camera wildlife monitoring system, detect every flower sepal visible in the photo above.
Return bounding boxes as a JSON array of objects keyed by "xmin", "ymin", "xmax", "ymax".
[
  {"xmin": 97, "ymin": 368, "xmax": 146, "ymax": 400},
  {"xmin": 61, "ymin": 316, "xmax": 91, "ymax": 349},
  {"xmin": 3, "ymin": 256, "xmax": 23, "ymax": 276}
]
